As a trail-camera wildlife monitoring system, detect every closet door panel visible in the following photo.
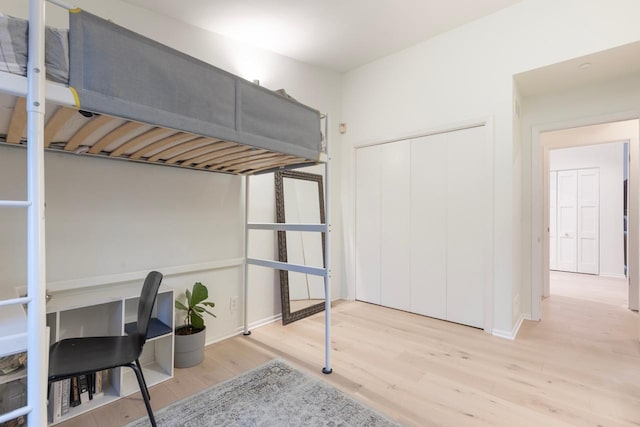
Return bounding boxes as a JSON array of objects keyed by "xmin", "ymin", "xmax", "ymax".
[
  {"xmin": 355, "ymin": 146, "xmax": 382, "ymax": 304},
  {"xmin": 410, "ymin": 134, "xmax": 447, "ymax": 319},
  {"xmin": 445, "ymin": 126, "xmax": 487, "ymax": 328},
  {"xmin": 380, "ymin": 140, "xmax": 412, "ymax": 311}
]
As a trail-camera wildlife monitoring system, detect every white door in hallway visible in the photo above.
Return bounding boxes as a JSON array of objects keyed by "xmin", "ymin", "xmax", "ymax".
[
  {"xmin": 556, "ymin": 170, "xmax": 578, "ymax": 272},
  {"xmin": 551, "ymin": 168, "xmax": 600, "ymax": 274},
  {"xmin": 549, "ymin": 171, "xmax": 558, "ymax": 270},
  {"xmin": 577, "ymin": 168, "xmax": 600, "ymax": 274}
]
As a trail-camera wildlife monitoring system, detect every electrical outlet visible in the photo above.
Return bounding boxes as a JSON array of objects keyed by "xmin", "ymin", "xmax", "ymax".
[{"xmin": 230, "ymin": 296, "xmax": 238, "ymax": 311}]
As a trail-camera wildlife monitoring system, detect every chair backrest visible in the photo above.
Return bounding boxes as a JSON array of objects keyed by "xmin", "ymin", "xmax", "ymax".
[{"xmin": 135, "ymin": 271, "xmax": 163, "ymax": 345}]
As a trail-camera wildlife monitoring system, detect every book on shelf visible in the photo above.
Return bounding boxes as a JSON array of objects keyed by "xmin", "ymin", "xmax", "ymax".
[
  {"xmin": 78, "ymin": 374, "xmax": 90, "ymax": 404},
  {"xmin": 47, "ymin": 381, "xmax": 62, "ymax": 422},
  {"xmin": 60, "ymin": 378, "xmax": 71, "ymax": 416},
  {"xmin": 93, "ymin": 370, "xmax": 105, "ymax": 397},
  {"xmin": 70, "ymin": 376, "xmax": 81, "ymax": 408}
]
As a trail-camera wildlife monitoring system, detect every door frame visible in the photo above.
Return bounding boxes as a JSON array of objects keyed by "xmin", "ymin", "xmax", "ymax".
[{"xmin": 531, "ymin": 115, "xmax": 639, "ymax": 322}]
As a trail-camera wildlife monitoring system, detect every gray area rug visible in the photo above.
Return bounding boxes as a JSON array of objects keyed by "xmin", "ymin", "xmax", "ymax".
[{"xmin": 126, "ymin": 359, "xmax": 399, "ymax": 427}]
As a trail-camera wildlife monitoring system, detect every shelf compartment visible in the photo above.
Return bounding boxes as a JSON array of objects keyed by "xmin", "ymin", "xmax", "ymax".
[
  {"xmin": 0, "ymin": 365, "xmax": 26, "ymax": 386},
  {"xmin": 124, "ymin": 317, "xmax": 172, "ymax": 339},
  {"xmin": 49, "ymin": 379, "xmax": 119, "ymax": 426},
  {"xmin": 121, "ymin": 361, "xmax": 171, "ymax": 397},
  {"xmin": 58, "ymin": 301, "xmax": 122, "ymax": 340}
]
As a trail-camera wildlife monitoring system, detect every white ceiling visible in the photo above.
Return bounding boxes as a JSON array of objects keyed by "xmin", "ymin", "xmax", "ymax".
[
  {"xmin": 121, "ymin": 0, "xmax": 521, "ymax": 72},
  {"xmin": 515, "ymin": 41, "xmax": 640, "ymax": 97}
]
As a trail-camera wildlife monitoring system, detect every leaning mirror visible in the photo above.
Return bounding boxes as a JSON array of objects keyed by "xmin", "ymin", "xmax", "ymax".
[{"xmin": 275, "ymin": 170, "xmax": 325, "ymax": 325}]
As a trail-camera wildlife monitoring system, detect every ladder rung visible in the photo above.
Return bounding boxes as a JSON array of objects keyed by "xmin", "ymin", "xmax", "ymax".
[
  {"xmin": 247, "ymin": 258, "xmax": 326, "ymax": 276},
  {"xmin": 0, "ymin": 200, "xmax": 31, "ymax": 208},
  {"xmin": 0, "ymin": 296, "xmax": 31, "ymax": 307},
  {"xmin": 0, "ymin": 406, "xmax": 31, "ymax": 424},
  {"xmin": 248, "ymin": 223, "xmax": 326, "ymax": 232}
]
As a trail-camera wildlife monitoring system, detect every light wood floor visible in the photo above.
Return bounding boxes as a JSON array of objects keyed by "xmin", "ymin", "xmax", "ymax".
[
  {"xmin": 551, "ymin": 270, "xmax": 628, "ymax": 307},
  {"xmin": 60, "ymin": 279, "xmax": 640, "ymax": 427}
]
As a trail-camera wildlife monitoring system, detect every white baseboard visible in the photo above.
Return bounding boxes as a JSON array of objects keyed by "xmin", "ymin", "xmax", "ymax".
[
  {"xmin": 204, "ymin": 298, "xmax": 343, "ymax": 347},
  {"xmin": 492, "ymin": 313, "xmax": 528, "ymax": 340},
  {"xmin": 205, "ymin": 313, "xmax": 282, "ymax": 346},
  {"xmin": 599, "ymin": 273, "xmax": 626, "ymax": 279}
]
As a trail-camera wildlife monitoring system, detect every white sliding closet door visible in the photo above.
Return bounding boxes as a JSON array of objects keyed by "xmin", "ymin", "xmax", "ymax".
[
  {"xmin": 445, "ymin": 126, "xmax": 488, "ymax": 328},
  {"xmin": 410, "ymin": 134, "xmax": 447, "ymax": 319},
  {"xmin": 577, "ymin": 168, "xmax": 600, "ymax": 274},
  {"xmin": 355, "ymin": 124, "xmax": 490, "ymax": 329},
  {"xmin": 355, "ymin": 146, "xmax": 381, "ymax": 304},
  {"xmin": 380, "ymin": 141, "xmax": 412, "ymax": 311},
  {"xmin": 549, "ymin": 171, "xmax": 558, "ymax": 270}
]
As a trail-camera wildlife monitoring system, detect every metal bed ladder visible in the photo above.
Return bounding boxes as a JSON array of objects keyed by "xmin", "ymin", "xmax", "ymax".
[
  {"xmin": 242, "ymin": 114, "xmax": 333, "ymax": 375},
  {"xmin": 0, "ymin": 1, "xmax": 75, "ymax": 425}
]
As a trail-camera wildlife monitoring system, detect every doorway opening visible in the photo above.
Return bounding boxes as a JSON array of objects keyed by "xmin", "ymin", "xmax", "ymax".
[
  {"xmin": 547, "ymin": 139, "xmax": 629, "ymax": 307},
  {"xmin": 539, "ymin": 120, "xmax": 638, "ymax": 316}
]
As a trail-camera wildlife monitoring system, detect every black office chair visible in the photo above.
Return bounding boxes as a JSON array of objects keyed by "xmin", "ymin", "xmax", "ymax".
[{"xmin": 48, "ymin": 271, "xmax": 163, "ymax": 427}]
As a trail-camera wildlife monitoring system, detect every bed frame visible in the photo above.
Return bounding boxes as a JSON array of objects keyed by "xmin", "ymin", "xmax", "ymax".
[{"xmin": 0, "ymin": 1, "xmax": 332, "ymax": 425}]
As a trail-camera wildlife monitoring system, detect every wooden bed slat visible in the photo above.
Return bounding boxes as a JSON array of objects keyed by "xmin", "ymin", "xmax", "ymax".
[
  {"xmin": 44, "ymin": 107, "xmax": 77, "ymax": 148},
  {"xmin": 212, "ymin": 152, "xmax": 281, "ymax": 171},
  {"xmin": 231, "ymin": 154, "xmax": 292, "ymax": 171},
  {"xmin": 7, "ymin": 97, "xmax": 26, "ymax": 144},
  {"xmin": 128, "ymin": 133, "xmax": 197, "ymax": 160},
  {"xmin": 226, "ymin": 155, "xmax": 296, "ymax": 173},
  {"xmin": 218, "ymin": 156, "xmax": 290, "ymax": 174},
  {"xmin": 110, "ymin": 127, "xmax": 175, "ymax": 157},
  {"xmin": 165, "ymin": 141, "xmax": 237, "ymax": 165},
  {"xmin": 196, "ymin": 149, "xmax": 266, "ymax": 169},
  {"xmin": 65, "ymin": 115, "xmax": 117, "ymax": 152},
  {"xmin": 89, "ymin": 121, "xmax": 145, "ymax": 154},
  {"xmin": 248, "ymin": 157, "xmax": 308, "ymax": 174},
  {"xmin": 148, "ymin": 137, "xmax": 212, "ymax": 162},
  {"xmin": 185, "ymin": 145, "xmax": 251, "ymax": 166}
]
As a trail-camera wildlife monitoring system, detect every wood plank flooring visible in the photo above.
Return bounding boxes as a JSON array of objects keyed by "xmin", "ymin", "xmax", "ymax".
[{"xmin": 59, "ymin": 276, "xmax": 640, "ymax": 426}]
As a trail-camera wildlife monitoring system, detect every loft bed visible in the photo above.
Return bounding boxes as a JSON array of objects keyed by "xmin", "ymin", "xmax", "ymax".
[
  {"xmin": 0, "ymin": 10, "xmax": 326, "ymax": 174},
  {"xmin": 0, "ymin": 1, "xmax": 332, "ymax": 425}
]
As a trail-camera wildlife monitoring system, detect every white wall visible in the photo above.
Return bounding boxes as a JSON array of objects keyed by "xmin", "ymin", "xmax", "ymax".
[
  {"xmin": 341, "ymin": 0, "xmax": 640, "ymax": 335},
  {"xmin": 0, "ymin": 0, "xmax": 343, "ymax": 344},
  {"xmin": 549, "ymin": 142, "xmax": 625, "ymax": 277}
]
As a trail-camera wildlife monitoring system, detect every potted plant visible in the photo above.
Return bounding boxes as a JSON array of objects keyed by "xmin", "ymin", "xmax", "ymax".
[{"xmin": 174, "ymin": 282, "xmax": 216, "ymax": 368}]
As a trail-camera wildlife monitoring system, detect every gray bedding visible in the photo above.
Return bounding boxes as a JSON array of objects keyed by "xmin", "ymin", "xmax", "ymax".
[{"xmin": 0, "ymin": 13, "xmax": 69, "ymax": 83}]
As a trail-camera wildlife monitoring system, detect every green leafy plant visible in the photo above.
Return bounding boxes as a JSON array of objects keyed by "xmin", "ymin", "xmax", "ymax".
[{"xmin": 175, "ymin": 282, "xmax": 216, "ymax": 334}]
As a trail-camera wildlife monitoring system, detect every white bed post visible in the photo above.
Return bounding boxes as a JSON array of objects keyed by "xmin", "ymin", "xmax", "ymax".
[
  {"xmin": 243, "ymin": 175, "xmax": 251, "ymax": 335},
  {"xmin": 27, "ymin": 0, "xmax": 49, "ymax": 425},
  {"xmin": 322, "ymin": 114, "xmax": 332, "ymax": 374}
]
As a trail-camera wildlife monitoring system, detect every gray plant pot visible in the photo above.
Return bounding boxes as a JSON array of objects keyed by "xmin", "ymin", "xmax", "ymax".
[{"xmin": 174, "ymin": 326, "xmax": 206, "ymax": 368}]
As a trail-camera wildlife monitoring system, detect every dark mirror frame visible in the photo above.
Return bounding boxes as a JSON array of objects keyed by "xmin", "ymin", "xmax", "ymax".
[{"xmin": 275, "ymin": 170, "xmax": 326, "ymax": 325}]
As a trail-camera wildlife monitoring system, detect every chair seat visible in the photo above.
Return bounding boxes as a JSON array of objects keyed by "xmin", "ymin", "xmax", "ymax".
[{"xmin": 49, "ymin": 335, "xmax": 142, "ymax": 381}]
